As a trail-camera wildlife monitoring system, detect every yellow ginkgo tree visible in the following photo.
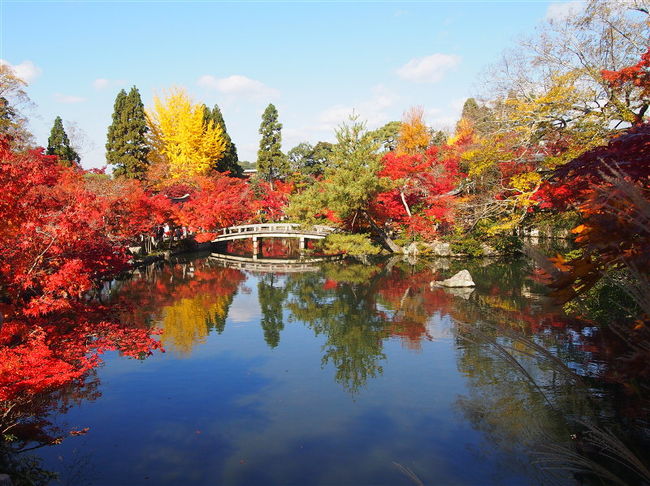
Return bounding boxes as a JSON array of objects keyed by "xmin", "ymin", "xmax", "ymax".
[
  {"xmin": 147, "ymin": 87, "xmax": 226, "ymax": 179},
  {"xmin": 396, "ymin": 106, "xmax": 430, "ymax": 155}
]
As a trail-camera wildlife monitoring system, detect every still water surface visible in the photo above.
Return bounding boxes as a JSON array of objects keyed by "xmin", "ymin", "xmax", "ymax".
[{"xmin": 33, "ymin": 254, "xmax": 638, "ymax": 485}]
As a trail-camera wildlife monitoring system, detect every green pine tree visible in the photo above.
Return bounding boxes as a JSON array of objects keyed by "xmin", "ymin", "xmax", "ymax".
[
  {"xmin": 203, "ymin": 104, "xmax": 242, "ymax": 177},
  {"xmin": 458, "ymin": 98, "xmax": 492, "ymax": 137},
  {"xmin": 256, "ymin": 103, "xmax": 287, "ymax": 187},
  {"xmin": 369, "ymin": 121, "xmax": 401, "ymax": 152},
  {"xmin": 106, "ymin": 86, "xmax": 150, "ymax": 179},
  {"xmin": 287, "ymin": 115, "xmax": 400, "ymax": 252},
  {"xmin": 47, "ymin": 116, "xmax": 80, "ymax": 167}
]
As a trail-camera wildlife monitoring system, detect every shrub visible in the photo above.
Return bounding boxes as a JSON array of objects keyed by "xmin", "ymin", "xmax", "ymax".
[
  {"xmin": 490, "ymin": 235, "xmax": 523, "ymax": 255},
  {"xmin": 318, "ymin": 233, "xmax": 381, "ymax": 256},
  {"xmin": 449, "ymin": 236, "xmax": 484, "ymax": 257}
]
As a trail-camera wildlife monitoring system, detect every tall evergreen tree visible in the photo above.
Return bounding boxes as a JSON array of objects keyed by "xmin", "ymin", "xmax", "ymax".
[
  {"xmin": 202, "ymin": 104, "xmax": 243, "ymax": 177},
  {"xmin": 47, "ymin": 116, "xmax": 80, "ymax": 167},
  {"xmin": 457, "ymin": 98, "xmax": 492, "ymax": 136},
  {"xmin": 287, "ymin": 141, "xmax": 333, "ymax": 177},
  {"xmin": 430, "ymin": 129, "xmax": 448, "ymax": 146},
  {"xmin": 256, "ymin": 103, "xmax": 287, "ymax": 187},
  {"xmin": 106, "ymin": 86, "xmax": 150, "ymax": 179}
]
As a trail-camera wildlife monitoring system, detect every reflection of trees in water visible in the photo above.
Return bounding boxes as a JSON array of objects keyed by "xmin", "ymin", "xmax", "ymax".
[
  {"xmin": 377, "ymin": 262, "xmax": 455, "ymax": 350},
  {"xmin": 281, "ymin": 259, "xmax": 518, "ymax": 393},
  {"xmin": 160, "ymin": 293, "xmax": 231, "ymax": 356},
  {"xmin": 18, "ymin": 256, "xmax": 642, "ymax": 485},
  {"xmin": 279, "ymin": 256, "xmax": 648, "ymax": 483},
  {"xmin": 1, "ymin": 291, "xmax": 164, "ymax": 484},
  {"xmin": 258, "ymin": 274, "xmax": 288, "ymax": 348},
  {"xmin": 454, "ymin": 317, "xmax": 576, "ymax": 485},
  {"xmin": 112, "ymin": 260, "xmax": 245, "ymax": 356},
  {"xmin": 1, "ymin": 370, "xmax": 102, "ymax": 486},
  {"xmin": 1, "ymin": 259, "xmax": 245, "ymax": 484},
  {"xmin": 284, "ymin": 264, "xmax": 385, "ymax": 393},
  {"xmin": 450, "ymin": 274, "xmax": 650, "ymax": 486},
  {"xmin": 113, "ymin": 256, "xmax": 649, "ymax": 484}
]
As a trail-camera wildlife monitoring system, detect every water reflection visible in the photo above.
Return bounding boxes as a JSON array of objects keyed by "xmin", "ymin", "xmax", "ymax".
[
  {"xmin": 110, "ymin": 257, "xmax": 566, "ymax": 396},
  {"xmin": 258, "ymin": 274, "xmax": 288, "ymax": 348},
  {"xmin": 23, "ymin": 255, "xmax": 648, "ymax": 485},
  {"xmin": 112, "ymin": 260, "xmax": 245, "ymax": 356}
]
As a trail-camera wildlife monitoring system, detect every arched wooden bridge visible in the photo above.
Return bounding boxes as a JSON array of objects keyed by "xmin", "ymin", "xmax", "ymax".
[{"xmin": 212, "ymin": 223, "xmax": 335, "ymax": 257}]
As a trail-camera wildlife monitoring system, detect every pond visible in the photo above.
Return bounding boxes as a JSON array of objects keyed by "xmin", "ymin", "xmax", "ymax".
[{"xmin": 27, "ymin": 253, "xmax": 647, "ymax": 485}]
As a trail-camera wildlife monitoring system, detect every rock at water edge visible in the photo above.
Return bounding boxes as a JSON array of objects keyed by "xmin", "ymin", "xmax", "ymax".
[{"xmin": 431, "ymin": 269, "xmax": 475, "ymax": 288}]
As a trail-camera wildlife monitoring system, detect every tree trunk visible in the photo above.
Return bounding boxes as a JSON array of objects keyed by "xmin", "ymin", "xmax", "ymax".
[
  {"xmin": 400, "ymin": 189, "xmax": 412, "ymax": 218},
  {"xmin": 364, "ymin": 212, "xmax": 403, "ymax": 253}
]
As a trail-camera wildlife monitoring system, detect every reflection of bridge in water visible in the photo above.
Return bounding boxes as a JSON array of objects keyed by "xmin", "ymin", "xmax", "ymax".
[
  {"xmin": 212, "ymin": 223, "xmax": 335, "ymax": 257},
  {"xmin": 209, "ymin": 252, "xmax": 342, "ymax": 273}
]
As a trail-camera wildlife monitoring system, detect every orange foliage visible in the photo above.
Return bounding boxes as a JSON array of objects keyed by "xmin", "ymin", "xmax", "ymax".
[{"xmin": 396, "ymin": 106, "xmax": 430, "ymax": 155}]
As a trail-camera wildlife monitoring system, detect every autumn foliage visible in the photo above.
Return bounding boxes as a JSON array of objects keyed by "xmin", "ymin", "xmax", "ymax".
[
  {"xmin": 534, "ymin": 49, "xmax": 650, "ymax": 305},
  {"xmin": 0, "ymin": 140, "xmax": 163, "ymax": 427},
  {"xmin": 147, "ymin": 88, "xmax": 227, "ymax": 179},
  {"xmin": 375, "ymin": 138, "xmax": 464, "ymax": 239},
  {"xmin": 541, "ymin": 123, "xmax": 650, "ymax": 303},
  {"xmin": 1, "ymin": 18, "xmax": 648, "ymax": 465},
  {"xmin": 601, "ymin": 47, "xmax": 650, "ymax": 126}
]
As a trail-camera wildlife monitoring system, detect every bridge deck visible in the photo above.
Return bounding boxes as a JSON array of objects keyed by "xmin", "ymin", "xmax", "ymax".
[{"xmin": 212, "ymin": 223, "xmax": 335, "ymax": 243}]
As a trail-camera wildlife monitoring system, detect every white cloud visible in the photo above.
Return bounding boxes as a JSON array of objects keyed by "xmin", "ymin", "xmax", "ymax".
[
  {"xmin": 197, "ymin": 74, "xmax": 278, "ymax": 99},
  {"xmin": 0, "ymin": 59, "xmax": 42, "ymax": 83},
  {"xmin": 426, "ymin": 116, "xmax": 458, "ymax": 131},
  {"xmin": 449, "ymin": 97, "xmax": 467, "ymax": 113},
  {"xmin": 546, "ymin": 1, "xmax": 585, "ymax": 22},
  {"xmin": 369, "ymin": 84, "xmax": 397, "ymax": 111},
  {"xmin": 93, "ymin": 78, "xmax": 110, "ymax": 90},
  {"xmin": 318, "ymin": 105, "xmax": 354, "ymax": 126},
  {"xmin": 54, "ymin": 93, "xmax": 86, "ymax": 104},
  {"xmin": 227, "ymin": 297, "xmax": 261, "ymax": 323},
  {"xmin": 316, "ymin": 84, "xmax": 399, "ymax": 130},
  {"xmin": 396, "ymin": 53, "xmax": 460, "ymax": 83},
  {"xmin": 280, "ymin": 84, "xmax": 401, "ymax": 150},
  {"xmin": 92, "ymin": 78, "xmax": 127, "ymax": 90},
  {"xmin": 424, "ymin": 98, "xmax": 466, "ymax": 132}
]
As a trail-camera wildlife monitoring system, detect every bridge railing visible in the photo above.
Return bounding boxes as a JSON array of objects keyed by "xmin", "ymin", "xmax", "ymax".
[{"xmin": 218, "ymin": 223, "xmax": 335, "ymax": 237}]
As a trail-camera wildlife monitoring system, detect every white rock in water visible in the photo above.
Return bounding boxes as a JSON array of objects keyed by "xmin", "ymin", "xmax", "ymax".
[{"xmin": 431, "ymin": 269, "xmax": 475, "ymax": 288}]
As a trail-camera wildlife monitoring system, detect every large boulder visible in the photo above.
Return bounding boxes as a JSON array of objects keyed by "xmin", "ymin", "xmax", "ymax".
[{"xmin": 431, "ymin": 269, "xmax": 475, "ymax": 288}]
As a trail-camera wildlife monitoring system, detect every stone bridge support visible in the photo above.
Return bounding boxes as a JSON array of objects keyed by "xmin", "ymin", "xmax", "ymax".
[{"xmin": 253, "ymin": 236, "xmax": 260, "ymax": 259}]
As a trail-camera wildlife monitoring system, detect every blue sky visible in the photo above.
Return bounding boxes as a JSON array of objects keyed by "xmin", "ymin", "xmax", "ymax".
[{"xmin": 2, "ymin": 1, "xmax": 578, "ymax": 169}]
